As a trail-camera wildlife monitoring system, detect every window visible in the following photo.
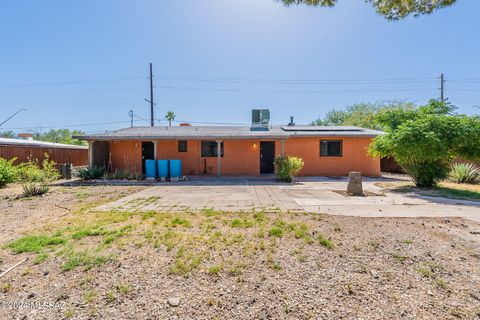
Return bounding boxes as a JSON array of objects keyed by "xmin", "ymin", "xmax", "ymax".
[
  {"xmin": 320, "ymin": 140, "xmax": 342, "ymax": 157},
  {"xmin": 201, "ymin": 141, "xmax": 224, "ymax": 157},
  {"xmin": 178, "ymin": 140, "xmax": 187, "ymax": 152}
]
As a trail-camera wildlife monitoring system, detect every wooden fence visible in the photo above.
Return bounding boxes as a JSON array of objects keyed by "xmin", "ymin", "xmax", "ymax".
[{"xmin": 0, "ymin": 144, "xmax": 88, "ymax": 167}]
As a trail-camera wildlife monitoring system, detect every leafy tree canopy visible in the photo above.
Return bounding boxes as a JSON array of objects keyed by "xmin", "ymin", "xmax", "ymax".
[
  {"xmin": 369, "ymin": 99, "xmax": 480, "ymax": 187},
  {"xmin": 277, "ymin": 0, "xmax": 456, "ymax": 20},
  {"xmin": 0, "ymin": 131, "xmax": 15, "ymax": 138},
  {"xmin": 312, "ymin": 101, "xmax": 415, "ymax": 129},
  {"xmin": 34, "ymin": 129, "xmax": 87, "ymax": 146}
]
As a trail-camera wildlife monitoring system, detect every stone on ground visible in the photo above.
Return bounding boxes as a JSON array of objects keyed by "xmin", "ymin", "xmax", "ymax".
[{"xmin": 347, "ymin": 171, "xmax": 364, "ymax": 196}]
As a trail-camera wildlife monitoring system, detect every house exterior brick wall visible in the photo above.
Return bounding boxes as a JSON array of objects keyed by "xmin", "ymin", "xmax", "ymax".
[
  {"xmin": 109, "ymin": 141, "xmax": 142, "ymax": 173},
  {"xmin": 285, "ymin": 137, "xmax": 379, "ymax": 176},
  {"xmin": 104, "ymin": 137, "xmax": 380, "ymax": 177}
]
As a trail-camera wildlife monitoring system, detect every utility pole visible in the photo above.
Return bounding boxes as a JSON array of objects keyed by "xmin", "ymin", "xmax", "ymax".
[
  {"xmin": 149, "ymin": 63, "xmax": 154, "ymax": 126},
  {"xmin": 128, "ymin": 110, "xmax": 134, "ymax": 128},
  {"xmin": 440, "ymin": 73, "xmax": 445, "ymax": 102},
  {"xmin": 144, "ymin": 63, "xmax": 155, "ymax": 126}
]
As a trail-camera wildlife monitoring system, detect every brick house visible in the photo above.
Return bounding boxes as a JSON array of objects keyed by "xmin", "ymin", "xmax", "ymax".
[{"xmin": 76, "ymin": 111, "xmax": 382, "ymax": 177}]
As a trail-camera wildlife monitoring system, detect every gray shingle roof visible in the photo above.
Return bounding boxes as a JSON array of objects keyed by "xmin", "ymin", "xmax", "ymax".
[{"xmin": 75, "ymin": 125, "xmax": 383, "ymax": 141}]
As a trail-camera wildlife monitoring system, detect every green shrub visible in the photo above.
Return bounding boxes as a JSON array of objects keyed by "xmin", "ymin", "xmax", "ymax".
[
  {"xmin": 448, "ymin": 163, "xmax": 480, "ymax": 184},
  {"xmin": 402, "ymin": 160, "xmax": 450, "ymax": 188},
  {"xmin": 16, "ymin": 161, "xmax": 45, "ymax": 182},
  {"xmin": 369, "ymin": 99, "xmax": 480, "ymax": 188},
  {"xmin": 0, "ymin": 158, "xmax": 17, "ymax": 188},
  {"xmin": 17, "ymin": 156, "xmax": 60, "ymax": 197},
  {"xmin": 76, "ymin": 166, "xmax": 105, "ymax": 180},
  {"xmin": 274, "ymin": 156, "xmax": 304, "ymax": 182}
]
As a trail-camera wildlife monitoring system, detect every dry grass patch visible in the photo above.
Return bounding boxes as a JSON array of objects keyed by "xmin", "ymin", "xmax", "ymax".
[
  {"xmin": 5, "ymin": 203, "xmax": 337, "ymax": 277},
  {"xmin": 376, "ymin": 181, "xmax": 480, "ymax": 201}
]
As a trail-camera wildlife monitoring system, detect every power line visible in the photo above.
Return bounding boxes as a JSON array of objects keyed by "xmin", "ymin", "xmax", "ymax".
[
  {"xmin": 0, "ymin": 86, "xmax": 147, "ymax": 97},
  {"xmin": 0, "ymin": 76, "xmax": 146, "ymax": 89},
  {"xmin": 448, "ymin": 78, "xmax": 480, "ymax": 82},
  {"xmin": 1, "ymin": 119, "xmax": 148, "ymax": 131},
  {"xmin": 0, "ymin": 75, "xmax": 441, "ymax": 89},
  {"xmin": 155, "ymin": 85, "xmax": 438, "ymax": 93},
  {"xmin": 0, "ymin": 85, "xmax": 439, "ymax": 97},
  {"xmin": 155, "ymin": 75, "xmax": 437, "ymax": 84},
  {"xmin": 170, "ymin": 119, "xmax": 249, "ymax": 126}
]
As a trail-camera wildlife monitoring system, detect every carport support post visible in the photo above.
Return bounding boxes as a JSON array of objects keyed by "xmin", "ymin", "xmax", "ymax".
[
  {"xmin": 216, "ymin": 140, "xmax": 222, "ymax": 177},
  {"xmin": 153, "ymin": 141, "xmax": 158, "ymax": 160},
  {"xmin": 88, "ymin": 141, "xmax": 94, "ymax": 169}
]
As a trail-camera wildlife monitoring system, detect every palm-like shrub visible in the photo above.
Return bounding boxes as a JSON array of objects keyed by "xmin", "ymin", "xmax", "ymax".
[
  {"xmin": 274, "ymin": 156, "xmax": 304, "ymax": 182},
  {"xmin": 449, "ymin": 163, "xmax": 480, "ymax": 184}
]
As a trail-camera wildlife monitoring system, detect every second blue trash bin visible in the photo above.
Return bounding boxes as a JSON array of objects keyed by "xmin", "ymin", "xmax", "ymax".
[{"xmin": 157, "ymin": 160, "xmax": 169, "ymax": 179}]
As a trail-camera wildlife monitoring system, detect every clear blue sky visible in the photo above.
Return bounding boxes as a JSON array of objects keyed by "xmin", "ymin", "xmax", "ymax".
[{"xmin": 1, "ymin": 0, "xmax": 479, "ymax": 133}]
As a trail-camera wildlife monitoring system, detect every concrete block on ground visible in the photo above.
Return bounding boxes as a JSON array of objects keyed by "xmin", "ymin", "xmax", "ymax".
[{"xmin": 347, "ymin": 172, "xmax": 364, "ymax": 196}]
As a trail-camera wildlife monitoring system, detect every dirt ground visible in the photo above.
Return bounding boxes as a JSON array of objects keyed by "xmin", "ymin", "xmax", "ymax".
[{"xmin": 1, "ymin": 183, "xmax": 480, "ymax": 320}]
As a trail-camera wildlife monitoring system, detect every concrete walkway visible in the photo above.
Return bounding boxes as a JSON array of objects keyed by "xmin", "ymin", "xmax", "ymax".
[{"xmin": 96, "ymin": 176, "xmax": 480, "ymax": 222}]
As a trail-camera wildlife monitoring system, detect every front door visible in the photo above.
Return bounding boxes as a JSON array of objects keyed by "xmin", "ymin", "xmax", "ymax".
[
  {"xmin": 142, "ymin": 142, "xmax": 155, "ymax": 174},
  {"xmin": 260, "ymin": 141, "xmax": 275, "ymax": 174}
]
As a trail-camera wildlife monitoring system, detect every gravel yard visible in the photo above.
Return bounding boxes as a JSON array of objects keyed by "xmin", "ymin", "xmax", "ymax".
[{"xmin": 1, "ymin": 182, "xmax": 480, "ymax": 319}]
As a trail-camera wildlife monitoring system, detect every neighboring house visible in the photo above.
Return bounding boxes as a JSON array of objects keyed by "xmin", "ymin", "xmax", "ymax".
[
  {"xmin": 0, "ymin": 134, "xmax": 88, "ymax": 166},
  {"xmin": 76, "ymin": 110, "xmax": 383, "ymax": 177}
]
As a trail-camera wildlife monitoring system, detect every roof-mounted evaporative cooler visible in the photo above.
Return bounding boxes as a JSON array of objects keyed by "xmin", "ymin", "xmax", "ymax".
[{"xmin": 251, "ymin": 109, "xmax": 270, "ymax": 131}]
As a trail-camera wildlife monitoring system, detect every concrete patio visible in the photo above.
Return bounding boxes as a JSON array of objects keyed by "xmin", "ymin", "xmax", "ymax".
[{"xmin": 95, "ymin": 176, "xmax": 480, "ymax": 222}]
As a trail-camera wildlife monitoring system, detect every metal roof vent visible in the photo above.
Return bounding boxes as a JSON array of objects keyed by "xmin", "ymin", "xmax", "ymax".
[
  {"xmin": 251, "ymin": 109, "xmax": 270, "ymax": 131},
  {"xmin": 288, "ymin": 116, "xmax": 295, "ymax": 126}
]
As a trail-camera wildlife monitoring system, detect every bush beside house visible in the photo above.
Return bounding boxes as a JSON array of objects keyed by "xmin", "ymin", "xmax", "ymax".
[{"xmin": 274, "ymin": 156, "xmax": 304, "ymax": 182}]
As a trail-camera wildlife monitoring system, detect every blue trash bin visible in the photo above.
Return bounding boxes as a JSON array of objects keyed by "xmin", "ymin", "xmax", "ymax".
[
  {"xmin": 169, "ymin": 160, "xmax": 182, "ymax": 179},
  {"xmin": 145, "ymin": 160, "xmax": 157, "ymax": 179},
  {"xmin": 157, "ymin": 160, "xmax": 169, "ymax": 179}
]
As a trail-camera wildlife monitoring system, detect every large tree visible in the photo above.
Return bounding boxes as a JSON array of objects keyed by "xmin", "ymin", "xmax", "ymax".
[
  {"xmin": 34, "ymin": 129, "xmax": 87, "ymax": 146},
  {"xmin": 369, "ymin": 100, "xmax": 480, "ymax": 187},
  {"xmin": 312, "ymin": 101, "xmax": 415, "ymax": 129},
  {"xmin": 278, "ymin": 0, "xmax": 456, "ymax": 20}
]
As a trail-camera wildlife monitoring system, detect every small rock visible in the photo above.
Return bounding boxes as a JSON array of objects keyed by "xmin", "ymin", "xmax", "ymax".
[
  {"xmin": 427, "ymin": 290, "xmax": 433, "ymax": 296},
  {"xmin": 27, "ymin": 292, "xmax": 35, "ymax": 299},
  {"xmin": 167, "ymin": 297, "xmax": 181, "ymax": 307},
  {"xmin": 370, "ymin": 270, "xmax": 379, "ymax": 279}
]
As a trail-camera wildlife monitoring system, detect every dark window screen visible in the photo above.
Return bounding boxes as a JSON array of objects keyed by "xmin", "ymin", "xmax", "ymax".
[
  {"xmin": 320, "ymin": 140, "xmax": 342, "ymax": 157},
  {"xmin": 178, "ymin": 140, "xmax": 187, "ymax": 152},
  {"xmin": 201, "ymin": 141, "xmax": 224, "ymax": 157}
]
